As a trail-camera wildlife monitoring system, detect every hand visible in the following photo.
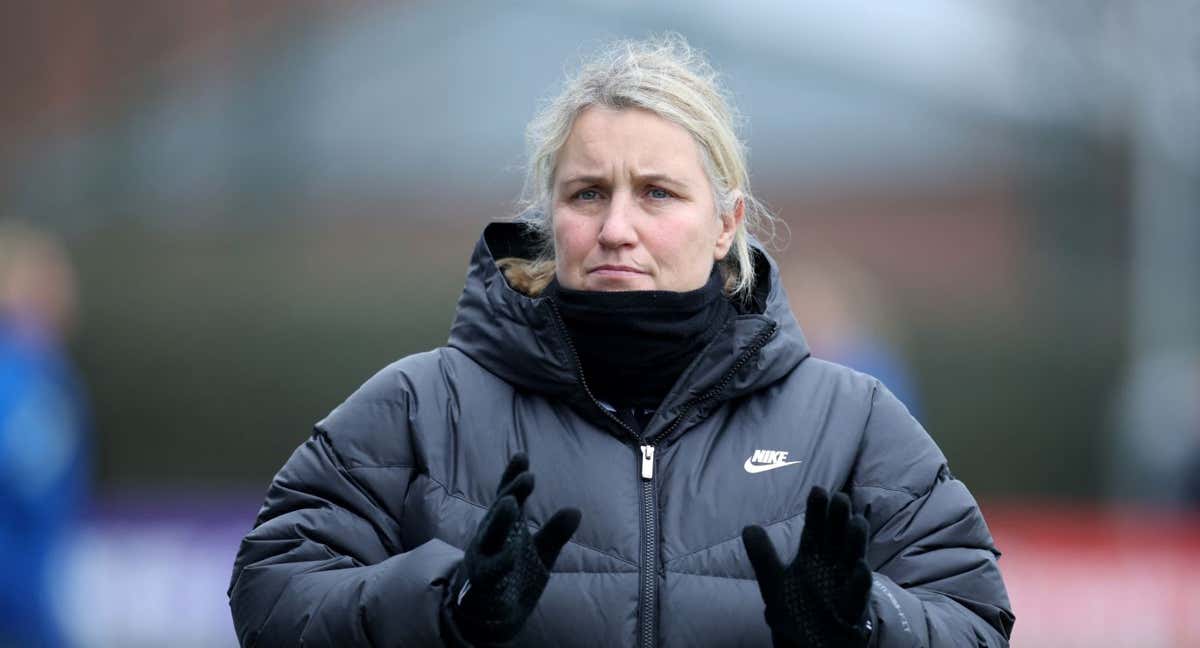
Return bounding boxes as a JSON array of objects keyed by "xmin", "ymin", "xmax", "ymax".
[
  {"xmin": 443, "ymin": 453, "xmax": 582, "ymax": 647},
  {"xmin": 742, "ymin": 486, "xmax": 873, "ymax": 648}
]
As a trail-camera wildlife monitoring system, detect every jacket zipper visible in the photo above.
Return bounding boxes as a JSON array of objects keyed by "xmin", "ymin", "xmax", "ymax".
[
  {"xmin": 637, "ymin": 444, "xmax": 657, "ymax": 648},
  {"xmin": 547, "ymin": 302, "xmax": 660, "ymax": 647},
  {"xmin": 547, "ymin": 301, "xmax": 776, "ymax": 648}
]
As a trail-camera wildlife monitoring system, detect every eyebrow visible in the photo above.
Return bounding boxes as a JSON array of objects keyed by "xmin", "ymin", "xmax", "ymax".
[{"xmin": 557, "ymin": 173, "xmax": 687, "ymax": 188}]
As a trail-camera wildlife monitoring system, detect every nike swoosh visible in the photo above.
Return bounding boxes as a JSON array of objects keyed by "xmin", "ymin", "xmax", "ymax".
[{"xmin": 743, "ymin": 458, "xmax": 803, "ymax": 474}]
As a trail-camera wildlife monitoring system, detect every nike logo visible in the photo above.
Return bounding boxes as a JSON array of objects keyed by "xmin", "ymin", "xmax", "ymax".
[{"xmin": 744, "ymin": 449, "xmax": 802, "ymax": 474}]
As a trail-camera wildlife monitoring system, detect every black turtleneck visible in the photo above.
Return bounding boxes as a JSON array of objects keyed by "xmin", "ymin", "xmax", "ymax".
[{"xmin": 545, "ymin": 267, "xmax": 736, "ymax": 414}]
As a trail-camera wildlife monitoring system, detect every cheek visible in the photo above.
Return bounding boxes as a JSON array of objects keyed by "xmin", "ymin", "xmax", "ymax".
[
  {"xmin": 553, "ymin": 214, "xmax": 596, "ymax": 266},
  {"xmin": 651, "ymin": 216, "xmax": 714, "ymax": 265},
  {"xmin": 643, "ymin": 214, "xmax": 719, "ymax": 288}
]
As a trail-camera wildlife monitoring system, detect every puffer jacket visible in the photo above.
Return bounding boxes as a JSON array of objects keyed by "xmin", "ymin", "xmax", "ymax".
[{"xmin": 228, "ymin": 222, "xmax": 1014, "ymax": 647}]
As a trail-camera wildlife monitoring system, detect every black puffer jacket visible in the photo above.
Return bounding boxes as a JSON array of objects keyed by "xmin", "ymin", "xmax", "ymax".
[{"xmin": 228, "ymin": 223, "xmax": 1014, "ymax": 647}]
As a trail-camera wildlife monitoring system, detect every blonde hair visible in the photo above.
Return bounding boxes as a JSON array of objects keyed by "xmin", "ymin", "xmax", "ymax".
[{"xmin": 508, "ymin": 33, "xmax": 776, "ymax": 299}]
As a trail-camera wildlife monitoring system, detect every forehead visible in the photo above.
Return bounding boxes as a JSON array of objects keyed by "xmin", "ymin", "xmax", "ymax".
[{"xmin": 555, "ymin": 106, "xmax": 706, "ymax": 179}]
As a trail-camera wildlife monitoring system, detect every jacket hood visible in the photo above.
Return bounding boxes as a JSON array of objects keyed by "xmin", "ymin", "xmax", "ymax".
[{"xmin": 447, "ymin": 222, "xmax": 810, "ymax": 423}]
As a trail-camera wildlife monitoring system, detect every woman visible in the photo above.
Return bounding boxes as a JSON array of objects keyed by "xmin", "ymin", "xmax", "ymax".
[{"xmin": 228, "ymin": 35, "xmax": 1013, "ymax": 647}]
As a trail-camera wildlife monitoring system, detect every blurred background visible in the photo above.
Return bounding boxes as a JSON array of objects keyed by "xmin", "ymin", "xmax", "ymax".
[{"xmin": 1, "ymin": 0, "xmax": 1197, "ymax": 645}]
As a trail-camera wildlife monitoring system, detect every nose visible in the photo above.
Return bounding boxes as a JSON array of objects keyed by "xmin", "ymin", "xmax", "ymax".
[{"xmin": 597, "ymin": 193, "xmax": 637, "ymax": 248}]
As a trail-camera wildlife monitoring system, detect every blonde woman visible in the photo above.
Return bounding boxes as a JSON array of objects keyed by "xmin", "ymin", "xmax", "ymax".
[{"xmin": 229, "ymin": 35, "xmax": 1013, "ymax": 647}]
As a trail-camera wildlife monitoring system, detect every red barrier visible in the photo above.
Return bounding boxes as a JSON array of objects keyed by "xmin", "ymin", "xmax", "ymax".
[{"xmin": 984, "ymin": 504, "xmax": 1200, "ymax": 647}]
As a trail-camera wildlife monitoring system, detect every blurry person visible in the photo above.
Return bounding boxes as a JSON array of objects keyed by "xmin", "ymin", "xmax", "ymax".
[
  {"xmin": 0, "ymin": 221, "xmax": 88, "ymax": 646},
  {"xmin": 229, "ymin": 35, "xmax": 1013, "ymax": 646},
  {"xmin": 782, "ymin": 253, "xmax": 922, "ymax": 418}
]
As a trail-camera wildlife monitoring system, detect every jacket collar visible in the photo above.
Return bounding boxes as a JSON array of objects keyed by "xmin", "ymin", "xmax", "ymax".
[{"xmin": 447, "ymin": 222, "xmax": 811, "ymax": 430}]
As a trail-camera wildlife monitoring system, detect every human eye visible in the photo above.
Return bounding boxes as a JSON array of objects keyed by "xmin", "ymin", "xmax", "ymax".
[
  {"xmin": 646, "ymin": 186, "xmax": 673, "ymax": 200},
  {"xmin": 573, "ymin": 188, "xmax": 602, "ymax": 201}
]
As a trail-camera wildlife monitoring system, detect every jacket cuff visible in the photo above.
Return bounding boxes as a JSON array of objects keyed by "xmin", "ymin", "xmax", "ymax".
[
  {"xmin": 440, "ymin": 596, "xmax": 475, "ymax": 648},
  {"xmin": 359, "ymin": 538, "xmax": 464, "ymax": 645},
  {"xmin": 866, "ymin": 572, "xmax": 927, "ymax": 648}
]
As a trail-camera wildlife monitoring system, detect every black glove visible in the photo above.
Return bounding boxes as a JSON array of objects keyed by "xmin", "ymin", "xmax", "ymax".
[
  {"xmin": 742, "ymin": 486, "xmax": 873, "ymax": 648},
  {"xmin": 442, "ymin": 453, "xmax": 582, "ymax": 647}
]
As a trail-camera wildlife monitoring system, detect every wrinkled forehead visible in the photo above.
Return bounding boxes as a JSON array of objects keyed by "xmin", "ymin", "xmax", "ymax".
[{"xmin": 552, "ymin": 106, "xmax": 709, "ymax": 186}]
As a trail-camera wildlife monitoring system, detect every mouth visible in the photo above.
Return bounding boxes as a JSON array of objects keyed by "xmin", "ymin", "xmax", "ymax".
[{"xmin": 587, "ymin": 265, "xmax": 648, "ymax": 277}]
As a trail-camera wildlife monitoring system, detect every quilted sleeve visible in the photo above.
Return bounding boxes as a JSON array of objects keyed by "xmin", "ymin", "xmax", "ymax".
[
  {"xmin": 849, "ymin": 383, "xmax": 1015, "ymax": 647},
  {"xmin": 227, "ymin": 363, "xmax": 462, "ymax": 647}
]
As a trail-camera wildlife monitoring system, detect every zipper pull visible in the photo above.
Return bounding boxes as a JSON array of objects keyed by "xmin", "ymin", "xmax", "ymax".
[{"xmin": 641, "ymin": 445, "xmax": 655, "ymax": 480}]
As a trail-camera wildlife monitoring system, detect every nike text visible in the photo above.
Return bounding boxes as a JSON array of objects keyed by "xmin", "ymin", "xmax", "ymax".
[{"xmin": 744, "ymin": 449, "xmax": 802, "ymax": 474}]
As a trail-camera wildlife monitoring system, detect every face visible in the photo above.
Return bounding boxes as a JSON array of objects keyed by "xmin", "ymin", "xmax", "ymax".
[{"xmin": 552, "ymin": 106, "xmax": 742, "ymax": 292}]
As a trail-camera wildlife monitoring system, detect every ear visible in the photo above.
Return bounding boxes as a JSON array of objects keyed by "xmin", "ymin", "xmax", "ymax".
[{"xmin": 713, "ymin": 194, "xmax": 745, "ymax": 261}]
